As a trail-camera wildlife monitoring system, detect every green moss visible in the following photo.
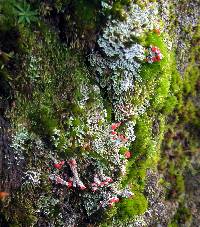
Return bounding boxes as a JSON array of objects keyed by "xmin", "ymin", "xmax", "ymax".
[
  {"xmin": 122, "ymin": 110, "xmax": 160, "ymax": 190},
  {"xmin": 117, "ymin": 193, "xmax": 148, "ymax": 220},
  {"xmin": 140, "ymin": 32, "xmax": 178, "ymax": 111},
  {"xmin": 3, "ymin": 190, "xmax": 39, "ymax": 226},
  {"xmin": 183, "ymin": 61, "xmax": 200, "ymax": 96},
  {"xmin": 168, "ymin": 223, "xmax": 178, "ymax": 227},
  {"xmin": 73, "ymin": 0, "xmax": 100, "ymax": 29},
  {"xmin": 28, "ymin": 105, "xmax": 58, "ymax": 137},
  {"xmin": 169, "ymin": 204, "xmax": 192, "ymax": 226},
  {"xmin": 100, "ymin": 207, "xmax": 118, "ymax": 227},
  {"xmin": 0, "ymin": 0, "xmax": 16, "ymax": 28},
  {"xmin": 162, "ymin": 95, "xmax": 178, "ymax": 115},
  {"xmin": 158, "ymin": 25, "xmax": 200, "ymax": 225},
  {"xmin": 117, "ymin": 31, "xmax": 182, "ymax": 221},
  {"xmin": 10, "ymin": 22, "xmax": 92, "ymax": 142}
]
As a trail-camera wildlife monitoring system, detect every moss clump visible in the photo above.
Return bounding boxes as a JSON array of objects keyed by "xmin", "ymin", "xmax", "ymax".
[
  {"xmin": 123, "ymin": 114, "xmax": 157, "ymax": 189},
  {"xmin": 11, "ymin": 23, "xmax": 93, "ymax": 147},
  {"xmin": 101, "ymin": 193, "xmax": 148, "ymax": 225},
  {"xmin": 121, "ymin": 31, "xmax": 180, "ymax": 190},
  {"xmin": 140, "ymin": 32, "xmax": 179, "ymax": 112},
  {"xmin": 28, "ymin": 105, "xmax": 58, "ymax": 137},
  {"xmin": 117, "ymin": 193, "xmax": 148, "ymax": 220}
]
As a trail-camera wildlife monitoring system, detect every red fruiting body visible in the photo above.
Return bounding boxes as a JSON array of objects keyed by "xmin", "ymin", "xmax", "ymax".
[
  {"xmin": 68, "ymin": 159, "xmax": 76, "ymax": 166},
  {"xmin": 151, "ymin": 47, "xmax": 157, "ymax": 52},
  {"xmin": 111, "ymin": 124, "xmax": 117, "ymax": 130},
  {"xmin": 156, "ymin": 55, "xmax": 161, "ymax": 61},
  {"xmin": 112, "ymin": 197, "xmax": 119, "ymax": 203},
  {"xmin": 92, "ymin": 187, "xmax": 98, "ymax": 192},
  {"xmin": 54, "ymin": 163, "xmax": 62, "ymax": 169},
  {"xmin": 108, "ymin": 197, "xmax": 119, "ymax": 207},
  {"xmin": 54, "ymin": 160, "xmax": 65, "ymax": 169},
  {"xmin": 111, "ymin": 131, "xmax": 117, "ymax": 135},
  {"xmin": 67, "ymin": 181, "xmax": 73, "ymax": 188},
  {"xmin": 124, "ymin": 151, "xmax": 131, "ymax": 159},
  {"xmin": 55, "ymin": 176, "xmax": 63, "ymax": 184},
  {"xmin": 105, "ymin": 177, "xmax": 113, "ymax": 183},
  {"xmin": 146, "ymin": 46, "xmax": 162, "ymax": 64},
  {"xmin": 118, "ymin": 134, "xmax": 128, "ymax": 142},
  {"xmin": 60, "ymin": 161, "xmax": 65, "ymax": 165},
  {"xmin": 111, "ymin": 122, "xmax": 121, "ymax": 130},
  {"xmin": 100, "ymin": 182, "xmax": 105, "ymax": 187},
  {"xmin": 156, "ymin": 49, "xmax": 161, "ymax": 54},
  {"xmin": 152, "ymin": 57, "xmax": 157, "ymax": 62},
  {"xmin": 80, "ymin": 185, "xmax": 86, "ymax": 190}
]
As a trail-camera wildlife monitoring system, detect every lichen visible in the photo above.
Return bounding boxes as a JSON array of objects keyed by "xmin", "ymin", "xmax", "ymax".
[{"xmin": 0, "ymin": 0, "xmax": 199, "ymax": 226}]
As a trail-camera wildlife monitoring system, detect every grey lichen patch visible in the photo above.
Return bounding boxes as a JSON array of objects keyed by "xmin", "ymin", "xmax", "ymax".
[{"xmin": 89, "ymin": 2, "xmax": 162, "ymax": 122}]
